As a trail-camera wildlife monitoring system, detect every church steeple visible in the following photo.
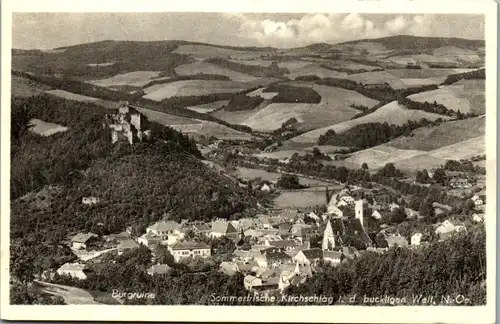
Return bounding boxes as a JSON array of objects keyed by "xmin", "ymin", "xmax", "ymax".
[{"xmin": 322, "ymin": 217, "xmax": 336, "ymax": 251}]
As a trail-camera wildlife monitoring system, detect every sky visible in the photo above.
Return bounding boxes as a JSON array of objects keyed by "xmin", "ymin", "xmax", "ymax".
[{"xmin": 12, "ymin": 13, "xmax": 485, "ymax": 50}]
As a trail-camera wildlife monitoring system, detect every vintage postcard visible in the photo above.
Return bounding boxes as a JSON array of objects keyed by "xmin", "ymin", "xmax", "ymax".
[{"xmin": 1, "ymin": 0, "xmax": 497, "ymax": 323}]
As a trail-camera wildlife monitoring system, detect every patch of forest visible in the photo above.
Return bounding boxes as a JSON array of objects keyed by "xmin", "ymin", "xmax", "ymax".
[
  {"xmin": 317, "ymin": 118, "xmax": 444, "ymax": 148},
  {"xmin": 224, "ymin": 94, "xmax": 264, "ymax": 111},
  {"xmin": 441, "ymin": 68, "xmax": 486, "ymax": 85},
  {"xmin": 10, "ymin": 95, "xmax": 201, "ymax": 200},
  {"xmin": 263, "ymin": 84, "xmax": 322, "ymax": 104}
]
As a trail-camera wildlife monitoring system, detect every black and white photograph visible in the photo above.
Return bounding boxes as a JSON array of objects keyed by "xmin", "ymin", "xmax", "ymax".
[{"xmin": 1, "ymin": 0, "xmax": 497, "ymax": 323}]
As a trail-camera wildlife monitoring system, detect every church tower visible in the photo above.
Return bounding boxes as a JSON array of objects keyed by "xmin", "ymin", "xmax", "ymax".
[
  {"xmin": 355, "ymin": 199, "xmax": 364, "ymax": 227},
  {"xmin": 322, "ymin": 218, "xmax": 336, "ymax": 251}
]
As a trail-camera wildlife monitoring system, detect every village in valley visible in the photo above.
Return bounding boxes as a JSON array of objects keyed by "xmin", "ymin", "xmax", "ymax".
[
  {"xmin": 9, "ymin": 12, "xmax": 489, "ymax": 307},
  {"xmin": 45, "ymin": 102, "xmax": 487, "ymax": 300}
]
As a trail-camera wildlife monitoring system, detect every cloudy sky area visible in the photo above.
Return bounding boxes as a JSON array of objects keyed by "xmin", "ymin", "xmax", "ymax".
[{"xmin": 13, "ymin": 13, "xmax": 484, "ymax": 49}]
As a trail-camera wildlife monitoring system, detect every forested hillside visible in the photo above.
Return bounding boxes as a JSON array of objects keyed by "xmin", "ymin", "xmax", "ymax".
[{"xmin": 10, "ymin": 94, "xmax": 258, "ymax": 284}]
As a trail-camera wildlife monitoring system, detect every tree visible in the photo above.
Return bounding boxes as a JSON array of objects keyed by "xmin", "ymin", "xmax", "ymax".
[
  {"xmin": 419, "ymin": 199, "xmax": 435, "ymax": 218},
  {"xmin": 416, "ymin": 170, "xmax": 431, "ymax": 183},
  {"xmin": 277, "ymin": 174, "xmax": 302, "ymax": 189},
  {"xmin": 433, "ymin": 168, "xmax": 447, "ymax": 186},
  {"xmin": 390, "ymin": 207, "xmax": 407, "ymax": 224}
]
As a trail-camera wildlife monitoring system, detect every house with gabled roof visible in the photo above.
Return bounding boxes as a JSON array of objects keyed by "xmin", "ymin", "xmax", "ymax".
[
  {"xmin": 169, "ymin": 241, "xmax": 211, "ymax": 262},
  {"xmin": 137, "ymin": 232, "xmax": 163, "ymax": 248},
  {"xmin": 57, "ymin": 263, "xmax": 91, "ymax": 280},
  {"xmin": 189, "ymin": 222, "xmax": 211, "ymax": 236},
  {"xmin": 118, "ymin": 239, "xmax": 140, "ymax": 255},
  {"xmin": 265, "ymin": 239, "xmax": 298, "ymax": 252},
  {"xmin": 341, "ymin": 246, "xmax": 361, "ymax": 261},
  {"xmin": 71, "ymin": 233, "xmax": 98, "ymax": 250},
  {"xmin": 371, "ymin": 210, "xmax": 382, "ymax": 220},
  {"xmin": 257, "ymin": 215, "xmax": 272, "ymax": 229},
  {"xmin": 471, "ymin": 194, "xmax": 484, "ymax": 206},
  {"xmin": 147, "ymin": 220, "xmax": 182, "ymax": 241},
  {"xmin": 293, "ymin": 248, "xmax": 323, "ymax": 266},
  {"xmin": 255, "ymin": 250, "xmax": 292, "ymax": 268},
  {"xmin": 385, "ymin": 234, "xmax": 409, "ymax": 248},
  {"xmin": 211, "ymin": 221, "xmax": 239, "ymax": 241}
]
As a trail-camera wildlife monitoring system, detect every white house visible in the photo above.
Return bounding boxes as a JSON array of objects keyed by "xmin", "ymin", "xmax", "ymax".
[
  {"xmin": 260, "ymin": 183, "xmax": 271, "ymax": 192},
  {"xmin": 471, "ymin": 194, "xmax": 484, "ymax": 206},
  {"xmin": 435, "ymin": 220, "xmax": 466, "ymax": 241},
  {"xmin": 323, "ymin": 251, "xmax": 342, "ymax": 265},
  {"xmin": 146, "ymin": 220, "xmax": 182, "ymax": 242},
  {"xmin": 411, "ymin": 233, "xmax": 423, "ymax": 246},
  {"xmin": 371, "ymin": 210, "xmax": 382, "ymax": 220},
  {"xmin": 56, "ymin": 263, "xmax": 90, "ymax": 280},
  {"xmin": 169, "ymin": 241, "xmax": 211, "ymax": 262},
  {"xmin": 389, "ymin": 202, "xmax": 400, "ymax": 212},
  {"xmin": 82, "ymin": 196, "xmax": 100, "ymax": 205},
  {"xmin": 473, "ymin": 213, "xmax": 485, "ymax": 223},
  {"xmin": 137, "ymin": 232, "xmax": 163, "ymax": 248},
  {"xmin": 327, "ymin": 205, "xmax": 344, "ymax": 218}
]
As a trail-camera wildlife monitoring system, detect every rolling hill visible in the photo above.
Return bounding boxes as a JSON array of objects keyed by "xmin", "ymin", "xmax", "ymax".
[
  {"xmin": 291, "ymin": 101, "xmax": 452, "ymax": 144},
  {"xmin": 406, "ymin": 80, "xmax": 485, "ymax": 115},
  {"xmin": 387, "ymin": 115, "xmax": 485, "ymax": 151}
]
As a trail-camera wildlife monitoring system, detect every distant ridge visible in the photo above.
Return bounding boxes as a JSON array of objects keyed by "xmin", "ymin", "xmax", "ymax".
[
  {"xmin": 336, "ymin": 35, "xmax": 484, "ymax": 50},
  {"xmin": 14, "ymin": 35, "xmax": 484, "ymax": 53}
]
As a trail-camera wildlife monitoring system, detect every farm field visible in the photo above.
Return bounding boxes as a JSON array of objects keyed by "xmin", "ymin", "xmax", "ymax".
[
  {"xmin": 135, "ymin": 107, "xmax": 201, "ymax": 125},
  {"xmin": 291, "ymin": 101, "xmax": 452, "ymax": 144},
  {"xmin": 30, "ymin": 119, "xmax": 69, "ymax": 136},
  {"xmin": 274, "ymin": 188, "xmax": 329, "ymax": 208},
  {"xmin": 142, "ymin": 80, "xmax": 251, "ymax": 101},
  {"xmin": 243, "ymin": 81, "xmax": 378, "ymax": 132},
  {"xmin": 394, "ymin": 136, "xmax": 485, "ymax": 172},
  {"xmin": 228, "ymin": 59, "xmax": 273, "ymax": 67},
  {"xmin": 170, "ymin": 121, "xmax": 253, "ymax": 140},
  {"xmin": 344, "ymin": 145, "xmax": 427, "ymax": 169},
  {"xmin": 427, "ymin": 136, "xmax": 485, "ymax": 160},
  {"xmin": 285, "ymin": 64, "xmax": 348, "ymax": 80},
  {"xmin": 241, "ymin": 103, "xmax": 318, "ymax": 131},
  {"xmin": 185, "ymin": 100, "xmax": 230, "ymax": 114},
  {"xmin": 211, "ymin": 108, "xmax": 264, "ymax": 125},
  {"xmin": 387, "ymin": 116, "xmax": 485, "ymax": 151},
  {"xmin": 174, "ymin": 61, "xmax": 259, "ymax": 82},
  {"xmin": 88, "ymin": 71, "xmax": 162, "ymax": 87},
  {"xmin": 400, "ymin": 78, "xmax": 438, "ymax": 86},
  {"xmin": 44, "ymin": 89, "xmax": 101, "ymax": 102},
  {"xmin": 345, "ymin": 71, "xmax": 408, "ymax": 89},
  {"xmin": 234, "ymin": 167, "xmax": 332, "ymax": 187},
  {"xmin": 407, "ymin": 80, "xmax": 485, "ymax": 114}
]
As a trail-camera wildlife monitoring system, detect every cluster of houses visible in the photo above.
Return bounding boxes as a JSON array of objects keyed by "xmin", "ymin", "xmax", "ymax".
[
  {"xmin": 53, "ymin": 184, "xmax": 486, "ymax": 286},
  {"xmin": 104, "ymin": 103, "xmax": 152, "ymax": 145}
]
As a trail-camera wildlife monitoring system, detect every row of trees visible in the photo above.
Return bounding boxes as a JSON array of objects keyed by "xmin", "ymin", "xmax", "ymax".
[{"xmin": 442, "ymin": 68, "xmax": 486, "ymax": 85}]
